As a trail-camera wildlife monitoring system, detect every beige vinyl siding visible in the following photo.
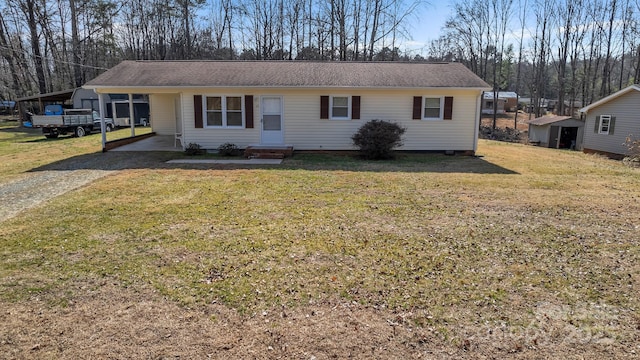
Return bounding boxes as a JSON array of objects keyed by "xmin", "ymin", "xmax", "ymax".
[
  {"xmin": 180, "ymin": 88, "xmax": 479, "ymax": 150},
  {"xmin": 149, "ymin": 93, "xmax": 180, "ymax": 135},
  {"xmin": 182, "ymin": 90, "xmax": 260, "ymax": 148},
  {"xmin": 281, "ymin": 89, "xmax": 478, "ymax": 150},
  {"xmin": 98, "ymin": 86, "xmax": 481, "ymax": 151},
  {"xmin": 583, "ymin": 91, "xmax": 640, "ymax": 155}
]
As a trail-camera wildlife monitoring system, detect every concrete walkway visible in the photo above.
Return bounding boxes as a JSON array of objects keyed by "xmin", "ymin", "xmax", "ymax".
[
  {"xmin": 110, "ymin": 135, "xmax": 181, "ymax": 152},
  {"xmin": 166, "ymin": 159, "xmax": 283, "ymax": 165}
]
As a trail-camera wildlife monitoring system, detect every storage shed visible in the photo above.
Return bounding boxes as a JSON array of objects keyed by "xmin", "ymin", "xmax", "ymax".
[{"xmin": 527, "ymin": 115, "xmax": 584, "ymax": 150}]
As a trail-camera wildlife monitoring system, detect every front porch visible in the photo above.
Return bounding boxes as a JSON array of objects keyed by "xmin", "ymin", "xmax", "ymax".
[{"xmin": 110, "ymin": 135, "xmax": 181, "ymax": 152}]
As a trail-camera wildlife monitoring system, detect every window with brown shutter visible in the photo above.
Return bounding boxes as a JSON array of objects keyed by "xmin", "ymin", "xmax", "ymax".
[
  {"xmin": 194, "ymin": 95, "xmax": 203, "ymax": 128},
  {"xmin": 320, "ymin": 96, "xmax": 329, "ymax": 119},
  {"xmin": 444, "ymin": 96, "xmax": 453, "ymax": 120},
  {"xmin": 412, "ymin": 96, "xmax": 422, "ymax": 119},
  {"xmin": 245, "ymin": 95, "xmax": 254, "ymax": 128},
  {"xmin": 352, "ymin": 96, "xmax": 361, "ymax": 119},
  {"xmin": 414, "ymin": 96, "xmax": 451, "ymax": 120}
]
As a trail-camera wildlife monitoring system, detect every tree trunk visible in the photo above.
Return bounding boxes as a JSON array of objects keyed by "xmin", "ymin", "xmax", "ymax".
[
  {"xmin": 69, "ymin": 0, "xmax": 83, "ymax": 87},
  {"xmin": 24, "ymin": 0, "xmax": 47, "ymax": 93}
]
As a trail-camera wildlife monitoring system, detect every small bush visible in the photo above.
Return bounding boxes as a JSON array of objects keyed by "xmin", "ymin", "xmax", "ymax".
[
  {"xmin": 185, "ymin": 143, "xmax": 204, "ymax": 156},
  {"xmin": 217, "ymin": 142, "xmax": 239, "ymax": 156},
  {"xmin": 623, "ymin": 135, "xmax": 640, "ymax": 166},
  {"xmin": 352, "ymin": 120, "xmax": 406, "ymax": 160}
]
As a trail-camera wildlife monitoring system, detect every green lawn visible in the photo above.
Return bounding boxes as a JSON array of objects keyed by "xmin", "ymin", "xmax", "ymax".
[
  {"xmin": 1, "ymin": 121, "xmax": 639, "ymax": 355},
  {"xmin": 0, "ymin": 120, "xmax": 152, "ymax": 183}
]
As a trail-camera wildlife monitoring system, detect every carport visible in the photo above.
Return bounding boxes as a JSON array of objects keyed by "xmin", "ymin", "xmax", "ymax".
[
  {"xmin": 85, "ymin": 89, "xmax": 182, "ymax": 152},
  {"xmin": 16, "ymin": 89, "xmax": 76, "ymax": 123}
]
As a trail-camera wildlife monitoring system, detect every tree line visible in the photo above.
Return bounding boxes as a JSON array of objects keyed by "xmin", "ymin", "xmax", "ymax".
[
  {"xmin": 1, "ymin": 0, "xmax": 639, "ymax": 120},
  {"xmin": 429, "ymin": 0, "xmax": 640, "ymax": 118},
  {"xmin": 0, "ymin": 0, "xmax": 422, "ymax": 99}
]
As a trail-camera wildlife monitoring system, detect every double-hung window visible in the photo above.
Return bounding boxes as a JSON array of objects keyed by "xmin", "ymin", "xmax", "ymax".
[
  {"xmin": 598, "ymin": 115, "xmax": 611, "ymax": 135},
  {"xmin": 423, "ymin": 97, "xmax": 443, "ymax": 120},
  {"xmin": 205, "ymin": 95, "xmax": 243, "ymax": 127},
  {"xmin": 330, "ymin": 96, "xmax": 350, "ymax": 120}
]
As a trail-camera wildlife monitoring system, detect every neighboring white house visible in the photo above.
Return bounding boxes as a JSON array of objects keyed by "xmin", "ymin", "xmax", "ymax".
[
  {"xmin": 580, "ymin": 84, "xmax": 640, "ymax": 158},
  {"xmin": 83, "ymin": 61, "xmax": 491, "ymax": 153},
  {"xmin": 481, "ymin": 91, "xmax": 518, "ymax": 115},
  {"xmin": 527, "ymin": 115, "xmax": 584, "ymax": 150}
]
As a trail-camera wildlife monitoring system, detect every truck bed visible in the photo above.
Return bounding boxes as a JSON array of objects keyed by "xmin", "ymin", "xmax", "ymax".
[{"xmin": 32, "ymin": 114, "xmax": 93, "ymax": 127}]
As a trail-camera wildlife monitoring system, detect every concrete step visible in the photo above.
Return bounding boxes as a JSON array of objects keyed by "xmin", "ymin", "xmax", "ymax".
[{"xmin": 244, "ymin": 145, "xmax": 294, "ymax": 158}]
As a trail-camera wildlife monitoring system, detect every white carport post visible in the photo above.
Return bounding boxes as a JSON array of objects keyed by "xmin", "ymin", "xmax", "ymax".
[
  {"xmin": 97, "ymin": 91, "xmax": 107, "ymax": 152},
  {"xmin": 128, "ymin": 93, "xmax": 135, "ymax": 137}
]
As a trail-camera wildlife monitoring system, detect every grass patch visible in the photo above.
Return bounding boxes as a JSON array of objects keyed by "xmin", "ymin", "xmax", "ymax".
[
  {"xmin": 0, "ymin": 123, "xmax": 151, "ymax": 183},
  {"xmin": 0, "ymin": 124, "xmax": 639, "ymax": 346}
]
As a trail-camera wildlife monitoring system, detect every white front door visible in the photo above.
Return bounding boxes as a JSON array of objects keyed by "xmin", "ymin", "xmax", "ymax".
[{"xmin": 261, "ymin": 96, "xmax": 284, "ymax": 144}]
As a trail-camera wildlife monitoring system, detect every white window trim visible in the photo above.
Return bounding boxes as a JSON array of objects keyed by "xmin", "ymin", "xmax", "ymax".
[
  {"xmin": 203, "ymin": 94, "xmax": 245, "ymax": 128},
  {"xmin": 423, "ymin": 96, "xmax": 444, "ymax": 120},
  {"xmin": 329, "ymin": 95, "xmax": 351, "ymax": 120},
  {"xmin": 598, "ymin": 115, "xmax": 611, "ymax": 135}
]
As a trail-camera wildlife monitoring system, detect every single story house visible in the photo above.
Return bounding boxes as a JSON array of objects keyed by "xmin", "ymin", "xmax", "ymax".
[
  {"xmin": 83, "ymin": 61, "xmax": 490, "ymax": 153},
  {"xmin": 527, "ymin": 115, "xmax": 584, "ymax": 149},
  {"xmin": 482, "ymin": 91, "xmax": 518, "ymax": 114},
  {"xmin": 580, "ymin": 84, "xmax": 640, "ymax": 158},
  {"xmin": 481, "ymin": 92, "xmax": 506, "ymax": 115}
]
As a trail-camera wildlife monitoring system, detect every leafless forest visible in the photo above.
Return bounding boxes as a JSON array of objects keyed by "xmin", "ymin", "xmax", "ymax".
[{"xmin": 0, "ymin": 0, "xmax": 639, "ymax": 116}]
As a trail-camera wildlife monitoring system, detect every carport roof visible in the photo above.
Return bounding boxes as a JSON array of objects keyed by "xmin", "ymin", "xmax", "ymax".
[{"xmin": 16, "ymin": 88, "xmax": 77, "ymax": 102}]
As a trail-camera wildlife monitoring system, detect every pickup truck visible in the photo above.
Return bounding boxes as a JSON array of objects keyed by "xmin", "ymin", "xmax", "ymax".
[{"xmin": 31, "ymin": 105, "xmax": 114, "ymax": 138}]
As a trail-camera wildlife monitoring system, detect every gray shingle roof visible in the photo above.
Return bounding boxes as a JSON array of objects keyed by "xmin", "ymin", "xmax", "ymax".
[
  {"xmin": 527, "ymin": 115, "xmax": 572, "ymax": 126},
  {"xmin": 84, "ymin": 61, "xmax": 490, "ymax": 89}
]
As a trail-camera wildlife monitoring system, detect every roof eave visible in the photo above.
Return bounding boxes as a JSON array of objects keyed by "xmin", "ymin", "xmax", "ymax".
[
  {"xmin": 580, "ymin": 84, "xmax": 640, "ymax": 113},
  {"xmin": 83, "ymin": 85, "xmax": 492, "ymax": 91}
]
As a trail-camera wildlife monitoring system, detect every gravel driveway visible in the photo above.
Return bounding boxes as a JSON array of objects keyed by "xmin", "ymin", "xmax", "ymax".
[
  {"xmin": 0, "ymin": 149, "xmax": 170, "ymax": 223},
  {"xmin": 0, "ymin": 169, "xmax": 114, "ymax": 222},
  {"xmin": 0, "ymin": 150, "xmax": 245, "ymax": 223}
]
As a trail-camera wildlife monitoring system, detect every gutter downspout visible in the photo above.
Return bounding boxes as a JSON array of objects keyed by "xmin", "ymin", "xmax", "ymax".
[
  {"xmin": 96, "ymin": 90, "xmax": 106, "ymax": 152},
  {"xmin": 473, "ymin": 91, "xmax": 483, "ymax": 154},
  {"xmin": 128, "ymin": 93, "xmax": 135, "ymax": 137}
]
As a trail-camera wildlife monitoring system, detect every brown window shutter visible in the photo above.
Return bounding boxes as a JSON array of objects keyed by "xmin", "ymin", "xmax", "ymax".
[
  {"xmin": 594, "ymin": 115, "xmax": 600, "ymax": 133},
  {"xmin": 194, "ymin": 95, "xmax": 203, "ymax": 128},
  {"xmin": 245, "ymin": 95, "xmax": 254, "ymax": 128},
  {"xmin": 443, "ymin": 96, "xmax": 454, "ymax": 120},
  {"xmin": 610, "ymin": 116, "xmax": 615, "ymax": 134},
  {"xmin": 412, "ymin": 96, "xmax": 422, "ymax": 119},
  {"xmin": 320, "ymin": 96, "xmax": 329, "ymax": 119},
  {"xmin": 352, "ymin": 96, "xmax": 361, "ymax": 119}
]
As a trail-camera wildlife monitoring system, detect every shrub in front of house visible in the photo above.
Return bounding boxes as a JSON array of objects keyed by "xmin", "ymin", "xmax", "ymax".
[
  {"xmin": 217, "ymin": 142, "xmax": 239, "ymax": 156},
  {"xmin": 185, "ymin": 142, "xmax": 204, "ymax": 156},
  {"xmin": 352, "ymin": 120, "xmax": 406, "ymax": 160}
]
